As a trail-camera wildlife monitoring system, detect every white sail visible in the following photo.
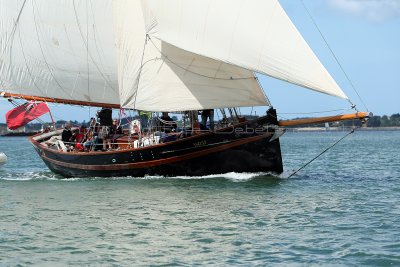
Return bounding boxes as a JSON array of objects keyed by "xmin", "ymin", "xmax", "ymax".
[
  {"xmin": 1, "ymin": 0, "xmax": 348, "ymax": 112},
  {"xmin": 0, "ymin": 0, "xmax": 119, "ymax": 105},
  {"xmin": 113, "ymin": 0, "xmax": 269, "ymax": 111},
  {"xmin": 144, "ymin": 0, "xmax": 348, "ymax": 99}
]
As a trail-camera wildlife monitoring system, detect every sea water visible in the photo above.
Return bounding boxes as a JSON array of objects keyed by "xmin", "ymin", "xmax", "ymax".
[{"xmin": 0, "ymin": 131, "xmax": 399, "ymax": 266}]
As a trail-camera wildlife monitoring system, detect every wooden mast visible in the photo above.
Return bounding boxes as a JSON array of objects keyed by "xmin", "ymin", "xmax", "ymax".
[
  {"xmin": 0, "ymin": 92, "xmax": 121, "ymax": 109},
  {"xmin": 278, "ymin": 112, "xmax": 369, "ymax": 127}
]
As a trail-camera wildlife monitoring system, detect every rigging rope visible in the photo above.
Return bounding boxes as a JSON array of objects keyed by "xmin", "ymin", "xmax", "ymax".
[
  {"xmin": 148, "ymin": 37, "xmax": 256, "ymax": 81},
  {"xmin": 278, "ymin": 107, "xmax": 351, "ymax": 115},
  {"xmin": 132, "ymin": 34, "xmax": 151, "ymax": 110},
  {"xmin": 300, "ymin": 0, "xmax": 369, "ymax": 112},
  {"xmin": 72, "ymin": 0, "xmax": 117, "ymax": 94},
  {"xmin": 31, "ymin": 1, "xmax": 70, "ymax": 98},
  {"xmin": 86, "ymin": 0, "xmax": 90, "ymax": 99},
  {"xmin": 0, "ymin": 0, "xmax": 27, "ymax": 60},
  {"xmin": 286, "ymin": 126, "xmax": 360, "ymax": 179}
]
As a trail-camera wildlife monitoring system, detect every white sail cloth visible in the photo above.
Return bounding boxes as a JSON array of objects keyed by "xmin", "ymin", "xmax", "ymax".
[
  {"xmin": 144, "ymin": 0, "xmax": 348, "ymax": 100},
  {"xmin": 113, "ymin": 0, "xmax": 268, "ymax": 111},
  {"xmin": 0, "ymin": 0, "xmax": 119, "ymax": 105},
  {"xmin": 1, "ymin": 0, "xmax": 347, "ymax": 112}
]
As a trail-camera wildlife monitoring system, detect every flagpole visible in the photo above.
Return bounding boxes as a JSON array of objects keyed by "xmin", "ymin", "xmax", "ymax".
[{"xmin": 46, "ymin": 103, "xmax": 56, "ymax": 130}]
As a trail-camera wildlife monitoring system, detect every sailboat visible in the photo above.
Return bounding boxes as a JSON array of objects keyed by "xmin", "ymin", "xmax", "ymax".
[{"xmin": 0, "ymin": 0, "xmax": 368, "ymax": 178}]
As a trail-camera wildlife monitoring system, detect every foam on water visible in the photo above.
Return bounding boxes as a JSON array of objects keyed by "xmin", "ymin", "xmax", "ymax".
[
  {"xmin": 142, "ymin": 172, "xmax": 274, "ymax": 181},
  {"xmin": 0, "ymin": 172, "xmax": 276, "ymax": 182},
  {"xmin": 0, "ymin": 171, "xmax": 59, "ymax": 181}
]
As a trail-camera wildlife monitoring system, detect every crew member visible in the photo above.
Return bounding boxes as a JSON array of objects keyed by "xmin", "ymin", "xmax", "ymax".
[
  {"xmin": 201, "ymin": 109, "xmax": 214, "ymax": 130},
  {"xmin": 61, "ymin": 124, "xmax": 72, "ymax": 143},
  {"xmin": 159, "ymin": 112, "xmax": 177, "ymax": 133},
  {"xmin": 96, "ymin": 108, "xmax": 113, "ymax": 150}
]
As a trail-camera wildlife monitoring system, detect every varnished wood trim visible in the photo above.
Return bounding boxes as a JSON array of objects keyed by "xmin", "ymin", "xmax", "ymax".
[
  {"xmin": 278, "ymin": 112, "xmax": 369, "ymax": 127},
  {"xmin": 1, "ymin": 91, "xmax": 120, "ymax": 109}
]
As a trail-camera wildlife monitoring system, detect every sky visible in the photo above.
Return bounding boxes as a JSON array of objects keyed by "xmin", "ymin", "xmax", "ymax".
[
  {"xmin": 0, "ymin": 0, "xmax": 399, "ymax": 123},
  {"xmin": 262, "ymin": 0, "xmax": 400, "ymax": 119}
]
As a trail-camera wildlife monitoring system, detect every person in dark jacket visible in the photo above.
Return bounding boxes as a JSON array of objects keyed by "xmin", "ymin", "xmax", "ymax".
[
  {"xmin": 201, "ymin": 109, "xmax": 214, "ymax": 130},
  {"xmin": 61, "ymin": 124, "xmax": 72, "ymax": 143},
  {"xmin": 96, "ymin": 108, "xmax": 113, "ymax": 150},
  {"xmin": 97, "ymin": 108, "xmax": 113, "ymax": 126},
  {"xmin": 159, "ymin": 112, "xmax": 177, "ymax": 133}
]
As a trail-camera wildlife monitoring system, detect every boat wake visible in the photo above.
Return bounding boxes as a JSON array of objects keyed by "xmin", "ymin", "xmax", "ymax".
[
  {"xmin": 0, "ymin": 171, "xmax": 280, "ymax": 181},
  {"xmin": 142, "ymin": 172, "xmax": 278, "ymax": 181},
  {"xmin": 0, "ymin": 171, "xmax": 60, "ymax": 181}
]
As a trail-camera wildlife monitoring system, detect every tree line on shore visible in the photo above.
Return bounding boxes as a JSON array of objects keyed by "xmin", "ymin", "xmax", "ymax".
[
  {"xmin": 365, "ymin": 114, "xmax": 400, "ymax": 127},
  {"xmin": 339, "ymin": 113, "xmax": 400, "ymax": 127},
  {"xmin": 293, "ymin": 113, "xmax": 400, "ymax": 128}
]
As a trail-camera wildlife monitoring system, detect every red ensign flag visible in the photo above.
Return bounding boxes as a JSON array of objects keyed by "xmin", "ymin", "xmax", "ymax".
[{"xmin": 6, "ymin": 102, "xmax": 50, "ymax": 130}]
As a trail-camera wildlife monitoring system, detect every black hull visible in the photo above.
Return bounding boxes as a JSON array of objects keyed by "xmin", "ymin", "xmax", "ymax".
[{"xmin": 30, "ymin": 110, "xmax": 284, "ymax": 178}]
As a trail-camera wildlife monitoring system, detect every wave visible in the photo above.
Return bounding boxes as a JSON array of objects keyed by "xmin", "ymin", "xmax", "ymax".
[
  {"xmin": 0, "ymin": 170, "xmax": 59, "ymax": 181},
  {"xmin": 143, "ymin": 172, "xmax": 277, "ymax": 181},
  {"xmin": 0, "ymin": 171, "xmax": 279, "ymax": 182}
]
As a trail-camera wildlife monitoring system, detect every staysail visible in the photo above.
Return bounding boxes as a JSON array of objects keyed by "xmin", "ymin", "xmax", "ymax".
[
  {"xmin": 113, "ymin": 0, "xmax": 269, "ymax": 111},
  {"xmin": 1, "ymin": 0, "xmax": 347, "ymax": 112},
  {"xmin": 143, "ymin": 0, "xmax": 348, "ymax": 99}
]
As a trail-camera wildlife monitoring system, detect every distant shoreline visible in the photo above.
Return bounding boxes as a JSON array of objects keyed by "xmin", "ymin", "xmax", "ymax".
[
  {"xmin": 287, "ymin": 127, "xmax": 400, "ymax": 132},
  {"xmin": 0, "ymin": 132, "xmax": 38, "ymax": 137}
]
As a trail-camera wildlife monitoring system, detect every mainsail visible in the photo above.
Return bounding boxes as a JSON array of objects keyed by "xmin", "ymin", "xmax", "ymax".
[
  {"xmin": 0, "ymin": 0, "xmax": 348, "ymax": 112},
  {"xmin": 0, "ymin": 0, "xmax": 119, "ymax": 106}
]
